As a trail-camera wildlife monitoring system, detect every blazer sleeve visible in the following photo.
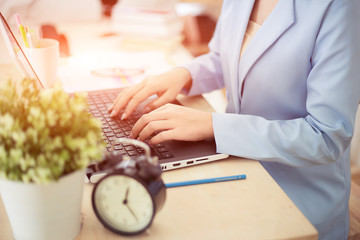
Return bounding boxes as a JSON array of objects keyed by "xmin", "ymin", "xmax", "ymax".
[
  {"xmin": 213, "ymin": 0, "xmax": 360, "ymax": 167},
  {"xmin": 180, "ymin": 5, "xmax": 225, "ymax": 96}
]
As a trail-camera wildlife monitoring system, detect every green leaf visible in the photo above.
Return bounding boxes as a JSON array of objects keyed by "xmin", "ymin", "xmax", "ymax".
[{"xmin": 0, "ymin": 78, "xmax": 105, "ymax": 183}]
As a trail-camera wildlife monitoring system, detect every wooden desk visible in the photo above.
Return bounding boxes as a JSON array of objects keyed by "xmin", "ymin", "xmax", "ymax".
[
  {"xmin": 0, "ymin": 156, "xmax": 317, "ymax": 240},
  {"xmin": 79, "ymin": 157, "xmax": 319, "ymax": 240}
]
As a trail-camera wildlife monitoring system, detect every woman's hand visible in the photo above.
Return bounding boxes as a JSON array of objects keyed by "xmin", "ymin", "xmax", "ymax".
[
  {"xmin": 130, "ymin": 104, "xmax": 214, "ymax": 145},
  {"xmin": 108, "ymin": 68, "xmax": 192, "ymax": 119}
]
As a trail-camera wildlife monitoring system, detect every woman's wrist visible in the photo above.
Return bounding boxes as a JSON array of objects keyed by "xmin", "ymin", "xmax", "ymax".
[
  {"xmin": 172, "ymin": 67, "xmax": 192, "ymax": 91},
  {"xmin": 182, "ymin": 68, "xmax": 192, "ymax": 90}
]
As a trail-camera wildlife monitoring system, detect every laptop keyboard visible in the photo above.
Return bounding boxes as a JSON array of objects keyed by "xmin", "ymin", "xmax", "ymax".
[{"xmin": 86, "ymin": 88, "xmax": 174, "ymax": 160}]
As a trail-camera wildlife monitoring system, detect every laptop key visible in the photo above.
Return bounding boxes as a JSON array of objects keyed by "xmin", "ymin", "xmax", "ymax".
[
  {"xmin": 124, "ymin": 146, "xmax": 134, "ymax": 151},
  {"xmin": 109, "ymin": 121, "xmax": 118, "ymax": 126},
  {"xmin": 114, "ymin": 145, "xmax": 123, "ymax": 150},
  {"xmin": 136, "ymin": 148, "xmax": 145, "ymax": 154},
  {"xmin": 114, "ymin": 149, "xmax": 127, "ymax": 155},
  {"xmin": 115, "ymin": 133, "xmax": 126, "ymax": 138},
  {"xmin": 127, "ymin": 150, "xmax": 137, "ymax": 156},
  {"xmin": 161, "ymin": 152, "xmax": 174, "ymax": 159},
  {"xmin": 121, "ymin": 126, "xmax": 131, "ymax": 132},
  {"xmin": 156, "ymin": 146, "xmax": 168, "ymax": 153},
  {"xmin": 105, "ymin": 132, "xmax": 114, "ymax": 137},
  {"xmin": 108, "ymin": 137, "xmax": 117, "ymax": 142},
  {"xmin": 113, "ymin": 129, "xmax": 122, "ymax": 133}
]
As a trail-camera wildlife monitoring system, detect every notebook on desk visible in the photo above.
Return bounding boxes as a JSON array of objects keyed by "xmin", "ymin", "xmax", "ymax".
[{"xmin": 0, "ymin": 12, "xmax": 229, "ymax": 180}]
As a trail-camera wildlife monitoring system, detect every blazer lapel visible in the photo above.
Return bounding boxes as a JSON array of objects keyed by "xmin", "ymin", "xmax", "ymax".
[
  {"xmin": 238, "ymin": 0, "xmax": 295, "ymax": 99},
  {"xmin": 225, "ymin": 0, "xmax": 254, "ymax": 113}
]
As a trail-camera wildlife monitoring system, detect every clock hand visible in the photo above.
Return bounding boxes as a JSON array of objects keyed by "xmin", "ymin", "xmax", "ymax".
[
  {"xmin": 125, "ymin": 203, "xmax": 139, "ymax": 222},
  {"xmin": 122, "ymin": 187, "xmax": 138, "ymax": 221},
  {"xmin": 124, "ymin": 187, "xmax": 129, "ymax": 202}
]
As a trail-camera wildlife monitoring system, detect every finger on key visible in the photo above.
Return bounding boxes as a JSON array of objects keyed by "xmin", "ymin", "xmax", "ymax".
[
  {"xmin": 110, "ymin": 94, "xmax": 131, "ymax": 117},
  {"xmin": 137, "ymin": 120, "xmax": 171, "ymax": 142},
  {"xmin": 110, "ymin": 85, "xmax": 144, "ymax": 117},
  {"xmin": 122, "ymin": 88, "xmax": 155, "ymax": 120},
  {"xmin": 108, "ymin": 92, "xmax": 123, "ymax": 113},
  {"xmin": 108, "ymin": 81, "xmax": 146, "ymax": 113},
  {"xmin": 131, "ymin": 111, "xmax": 165, "ymax": 139},
  {"xmin": 149, "ymin": 130, "xmax": 177, "ymax": 145},
  {"xmin": 144, "ymin": 91, "xmax": 175, "ymax": 112}
]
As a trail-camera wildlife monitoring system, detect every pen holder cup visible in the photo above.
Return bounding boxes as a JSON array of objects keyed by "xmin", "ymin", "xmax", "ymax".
[
  {"xmin": 23, "ymin": 38, "xmax": 59, "ymax": 88},
  {"xmin": 0, "ymin": 170, "xmax": 85, "ymax": 240}
]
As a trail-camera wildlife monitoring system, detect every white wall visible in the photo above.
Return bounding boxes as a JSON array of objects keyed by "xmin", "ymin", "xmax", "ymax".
[{"xmin": 0, "ymin": 0, "xmax": 102, "ymax": 26}]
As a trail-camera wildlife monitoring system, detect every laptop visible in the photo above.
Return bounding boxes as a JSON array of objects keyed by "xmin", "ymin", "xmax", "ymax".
[{"xmin": 0, "ymin": 12, "xmax": 228, "ymax": 182}]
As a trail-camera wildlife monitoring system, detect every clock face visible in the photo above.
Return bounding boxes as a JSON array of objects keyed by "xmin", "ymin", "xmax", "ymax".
[{"xmin": 93, "ymin": 174, "xmax": 155, "ymax": 234}]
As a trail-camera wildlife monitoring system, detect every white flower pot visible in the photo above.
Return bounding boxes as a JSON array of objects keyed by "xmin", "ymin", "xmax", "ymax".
[{"xmin": 0, "ymin": 169, "xmax": 85, "ymax": 240}]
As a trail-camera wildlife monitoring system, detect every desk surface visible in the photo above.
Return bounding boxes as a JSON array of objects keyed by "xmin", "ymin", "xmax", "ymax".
[
  {"xmin": 0, "ymin": 20, "xmax": 317, "ymax": 239},
  {"xmin": 0, "ymin": 156, "xmax": 317, "ymax": 240}
]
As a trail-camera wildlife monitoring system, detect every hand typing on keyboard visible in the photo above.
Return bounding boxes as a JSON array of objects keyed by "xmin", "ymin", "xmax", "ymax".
[
  {"xmin": 87, "ymin": 91, "xmax": 175, "ymax": 159},
  {"xmin": 130, "ymin": 104, "xmax": 214, "ymax": 145},
  {"xmin": 108, "ymin": 68, "xmax": 192, "ymax": 119},
  {"xmin": 106, "ymin": 68, "xmax": 215, "ymax": 145}
]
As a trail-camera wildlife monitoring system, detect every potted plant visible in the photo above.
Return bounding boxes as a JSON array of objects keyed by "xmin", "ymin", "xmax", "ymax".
[{"xmin": 0, "ymin": 78, "xmax": 105, "ymax": 240}]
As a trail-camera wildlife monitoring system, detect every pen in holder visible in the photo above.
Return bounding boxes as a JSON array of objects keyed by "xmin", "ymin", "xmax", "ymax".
[{"xmin": 23, "ymin": 38, "xmax": 59, "ymax": 88}]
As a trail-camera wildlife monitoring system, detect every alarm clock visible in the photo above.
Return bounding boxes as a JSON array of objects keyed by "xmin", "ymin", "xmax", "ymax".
[{"xmin": 91, "ymin": 138, "xmax": 166, "ymax": 235}]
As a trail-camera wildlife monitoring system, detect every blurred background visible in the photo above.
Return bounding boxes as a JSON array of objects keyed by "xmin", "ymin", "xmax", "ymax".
[{"xmin": 0, "ymin": 0, "xmax": 222, "ymax": 63}]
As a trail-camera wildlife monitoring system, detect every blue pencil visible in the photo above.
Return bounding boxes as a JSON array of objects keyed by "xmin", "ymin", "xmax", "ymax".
[{"xmin": 165, "ymin": 174, "xmax": 246, "ymax": 188}]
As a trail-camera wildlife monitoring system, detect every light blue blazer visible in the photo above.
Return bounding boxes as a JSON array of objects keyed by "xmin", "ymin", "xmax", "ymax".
[{"xmin": 183, "ymin": 0, "xmax": 360, "ymax": 239}]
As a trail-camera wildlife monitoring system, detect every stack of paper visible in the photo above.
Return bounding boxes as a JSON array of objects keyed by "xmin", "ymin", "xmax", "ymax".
[{"xmin": 112, "ymin": 6, "xmax": 183, "ymax": 39}]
